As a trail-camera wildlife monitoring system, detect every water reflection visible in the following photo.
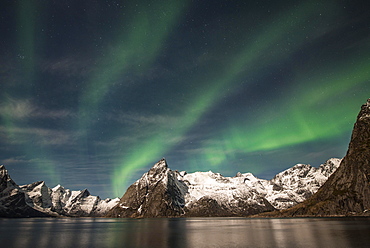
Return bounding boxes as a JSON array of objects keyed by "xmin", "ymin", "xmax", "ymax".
[{"xmin": 0, "ymin": 217, "xmax": 369, "ymax": 248}]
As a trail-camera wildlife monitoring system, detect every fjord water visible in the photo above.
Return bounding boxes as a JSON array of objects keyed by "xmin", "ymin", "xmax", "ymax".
[{"xmin": 0, "ymin": 218, "xmax": 369, "ymax": 248}]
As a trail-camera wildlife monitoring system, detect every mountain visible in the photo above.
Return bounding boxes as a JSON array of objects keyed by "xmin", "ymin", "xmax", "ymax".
[
  {"xmin": 44, "ymin": 184, "xmax": 119, "ymax": 217},
  {"xmin": 0, "ymin": 165, "xmax": 49, "ymax": 217},
  {"xmin": 106, "ymin": 158, "xmax": 340, "ymax": 218},
  {"xmin": 107, "ymin": 159, "xmax": 188, "ymax": 218},
  {"xmin": 1, "ymin": 157, "xmax": 342, "ymax": 218},
  {"xmin": 6, "ymin": 97, "xmax": 369, "ymax": 218},
  {"xmin": 259, "ymin": 98, "xmax": 370, "ymax": 217},
  {"xmin": 0, "ymin": 165, "xmax": 119, "ymax": 217},
  {"xmin": 268, "ymin": 158, "xmax": 341, "ymax": 209}
]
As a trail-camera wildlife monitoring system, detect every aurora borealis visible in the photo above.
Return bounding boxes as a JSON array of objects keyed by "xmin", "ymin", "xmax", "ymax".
[{"xmin": 1, "ymin": 0, "xmax": 369, "ymax": 198}]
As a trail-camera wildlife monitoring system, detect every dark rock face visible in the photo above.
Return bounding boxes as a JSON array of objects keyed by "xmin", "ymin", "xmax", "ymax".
[
  {"xmin": 184, "ymin": 197, "xmax": 226, "ymax": 217},
  {"xmin": 107, "ymin": 159, "xmax": 187, "ymax": 218},
  {"xmin": 261, "ymin": 99, "xmax": 370, "ymax": 217},
  {"xmin": 0, "ymin": 165, "xmax": 49, "ymax": 218},
  {"xmin": 185, "ymin": 196, "xmax": 275, "ymax": 217}
]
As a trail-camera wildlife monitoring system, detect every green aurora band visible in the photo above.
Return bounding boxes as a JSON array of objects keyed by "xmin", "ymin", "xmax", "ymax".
[
  {"xmin": 201, "ymin": 55, "xmax": 370, "ymax": 167},
  {"xmin": 1, "ymin": 1, "xmax": 60, "ymax": 184},
  {"xmin": 6, "ymin": 0, "xmax": 370, "ymax": 196},
  {"xmin": 110, "ymin": 0, "xmax": 352, "ymax": 196},
  {"xmin": 73, "ymin": 0, "xmax": 190, "ymax": 195},
  {"xmin": 76, "ymin": 0, "xmax": 190, "ymax": 187},
  {"xmin": 78, "ymin": 1, "xmax": 189, "ymax": 131}
]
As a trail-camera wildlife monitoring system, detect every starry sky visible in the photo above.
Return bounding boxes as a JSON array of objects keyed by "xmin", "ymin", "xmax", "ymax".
[{"xmin": 1, "ymin": 0, "xmax": 369, "ymax": 198}]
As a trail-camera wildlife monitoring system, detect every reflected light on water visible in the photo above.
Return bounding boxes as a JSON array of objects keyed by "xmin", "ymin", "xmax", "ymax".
[{"xmin": 0, "ymin": 217, "xmax": 370, "ymax": 248}]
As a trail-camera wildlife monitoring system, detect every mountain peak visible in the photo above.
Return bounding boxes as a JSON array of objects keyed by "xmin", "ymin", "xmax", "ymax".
[
  {"xmin": 0, "ymin": 165, "xmax": 8, "ymax": 179},
  {"xmin": 147, "ymin": 158, "xmax": 169, "ymax": 179},
  {"xmin": 52, "ymin": 184, "xmax": 64, "ymax": 191},
  {"xmin": 357, "ymin": 98, "xmax": 370, "ymax": 121},
  {"xmin": 152, "ymin": 158, "xmax": 168, "ymax": 169},
  {"xmin": 0, "ymin": 165, "xmax": 6, "ymax": 178},
  {"xmin": 79, "ymin": 188, "xmax": 91, "ymax": 197}
]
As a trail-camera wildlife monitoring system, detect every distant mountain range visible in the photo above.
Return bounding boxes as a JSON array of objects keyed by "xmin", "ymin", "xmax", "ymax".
[
  {"xmin": 0, "ymin": 156, "xmax": 340, "ymax": 218},
  {"xmin": 1, "ymin": 99, "xmax": 369, "ymax": 218},
  {"xmin": 0, "ymin": 165, "xmax": 118, "ymax": 217},
  {"xmin": 106, "ymin": 158, "xmax": 340, "ymax": 218}
]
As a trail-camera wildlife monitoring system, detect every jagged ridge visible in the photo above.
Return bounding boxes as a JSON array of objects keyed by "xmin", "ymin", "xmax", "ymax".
[
  {"xmin": 106, "ymin": 157, "xmax": 340, "ymax": 218},
  {"xmin": 0, "ymin": 165, "xmax": 119, "ymax": 217}
]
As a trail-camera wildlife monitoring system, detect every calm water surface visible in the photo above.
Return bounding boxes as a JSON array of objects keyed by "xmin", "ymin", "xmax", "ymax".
[{"xmin": 0, "ymin": 217, "xmax": 369, "ymax": 248}]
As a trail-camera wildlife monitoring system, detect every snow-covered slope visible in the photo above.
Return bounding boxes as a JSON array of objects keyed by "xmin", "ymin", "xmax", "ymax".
[
  {"xmin": 47, "ymin": 185, "xmax": 119, "ymax": 217},
  {"xmin": 267, "ymin": 158, "xmax": 341, "ymax": 209},
  {"xmin": 180, "ymin": 171, "xmax": 275, "ymax": 216},
  {"xmin": 0, "ymin": 165, "xmax": 119, "ymax": 217},
  {"xmin": 180, "ymin": 158, "xmax": 341, "ymax": 211},
  {"xmin": 107, "ymin": 158, "xmax": 341, "ymax": 217}
]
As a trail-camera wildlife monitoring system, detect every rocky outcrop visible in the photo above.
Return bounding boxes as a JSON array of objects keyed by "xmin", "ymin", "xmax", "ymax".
[{"xmin": 260, "ymin": 99, "xmax": 370, "ymax": 217}]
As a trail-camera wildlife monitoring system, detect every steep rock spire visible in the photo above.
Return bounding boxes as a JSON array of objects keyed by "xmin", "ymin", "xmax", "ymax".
[
  {"xmin": 261, "ymin": 99, "xmax": 370, "ymax": 217},
  {"xmin": 106, "ymin": 159, "xmax": 187, "ymax": 218}
]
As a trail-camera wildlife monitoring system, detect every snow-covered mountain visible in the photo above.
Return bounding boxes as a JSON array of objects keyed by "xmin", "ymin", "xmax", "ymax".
[
  {"xmin": 267, "ymin": 158, "xmax": 341, "ymax": 209},
  {"xmin": 47, "ymin": 184, "xmax": 118, "ymax": 217},
  {"xmin": 0, "ymin": 165, "xmax": 119, "ymax": 217},
  {"xmin": 1, "ymin": 157, "xmax": 341, "ymax": 218},
  {"xmin": 107, "ymin": 159, "xmax": 189, "ymax": 218},
  {"xmin": 184, "ymin": 158, "xmax": 341, "ymax": 212},
  {"xmin": 0, "ymin": 165, "xmax": 48, "ymax": 217},
  {"xmin": 107, "ymin": 158, "xmax": 341, "ymax": 218}
]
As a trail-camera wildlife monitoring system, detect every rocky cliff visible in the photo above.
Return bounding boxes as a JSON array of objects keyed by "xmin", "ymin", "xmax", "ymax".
[{"xmin": 260, "ymin": 99, "xmax": 370, "ymax": 217}]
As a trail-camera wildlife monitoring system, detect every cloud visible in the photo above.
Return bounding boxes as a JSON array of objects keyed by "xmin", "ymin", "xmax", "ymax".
[
  {"xmin": 40, "ymin": 56, "xmax": 94, "ymax": 78},
  {"xmin": 109, "ymin": 111, "xmax": 179, "ymax": 127},
  {"xmin": 0, "ymin": 97, "xmax": 75, "ymax": 120},
  {"xmin": 0, "ymin": 157, "xmax": 31, "ymax": 166},
  {"xmin": 0, "ymin": 98, "xmax": 34, "ymax": 119},
  {"xmin": 0, "ymin": 125, "xmax": 78, "ymax": 146}
]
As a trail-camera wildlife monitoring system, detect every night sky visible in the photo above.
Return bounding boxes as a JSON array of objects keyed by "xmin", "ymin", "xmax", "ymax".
[{"xmin": 1, "ymin": 0, "xmax": 369, "ymax": 198}]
